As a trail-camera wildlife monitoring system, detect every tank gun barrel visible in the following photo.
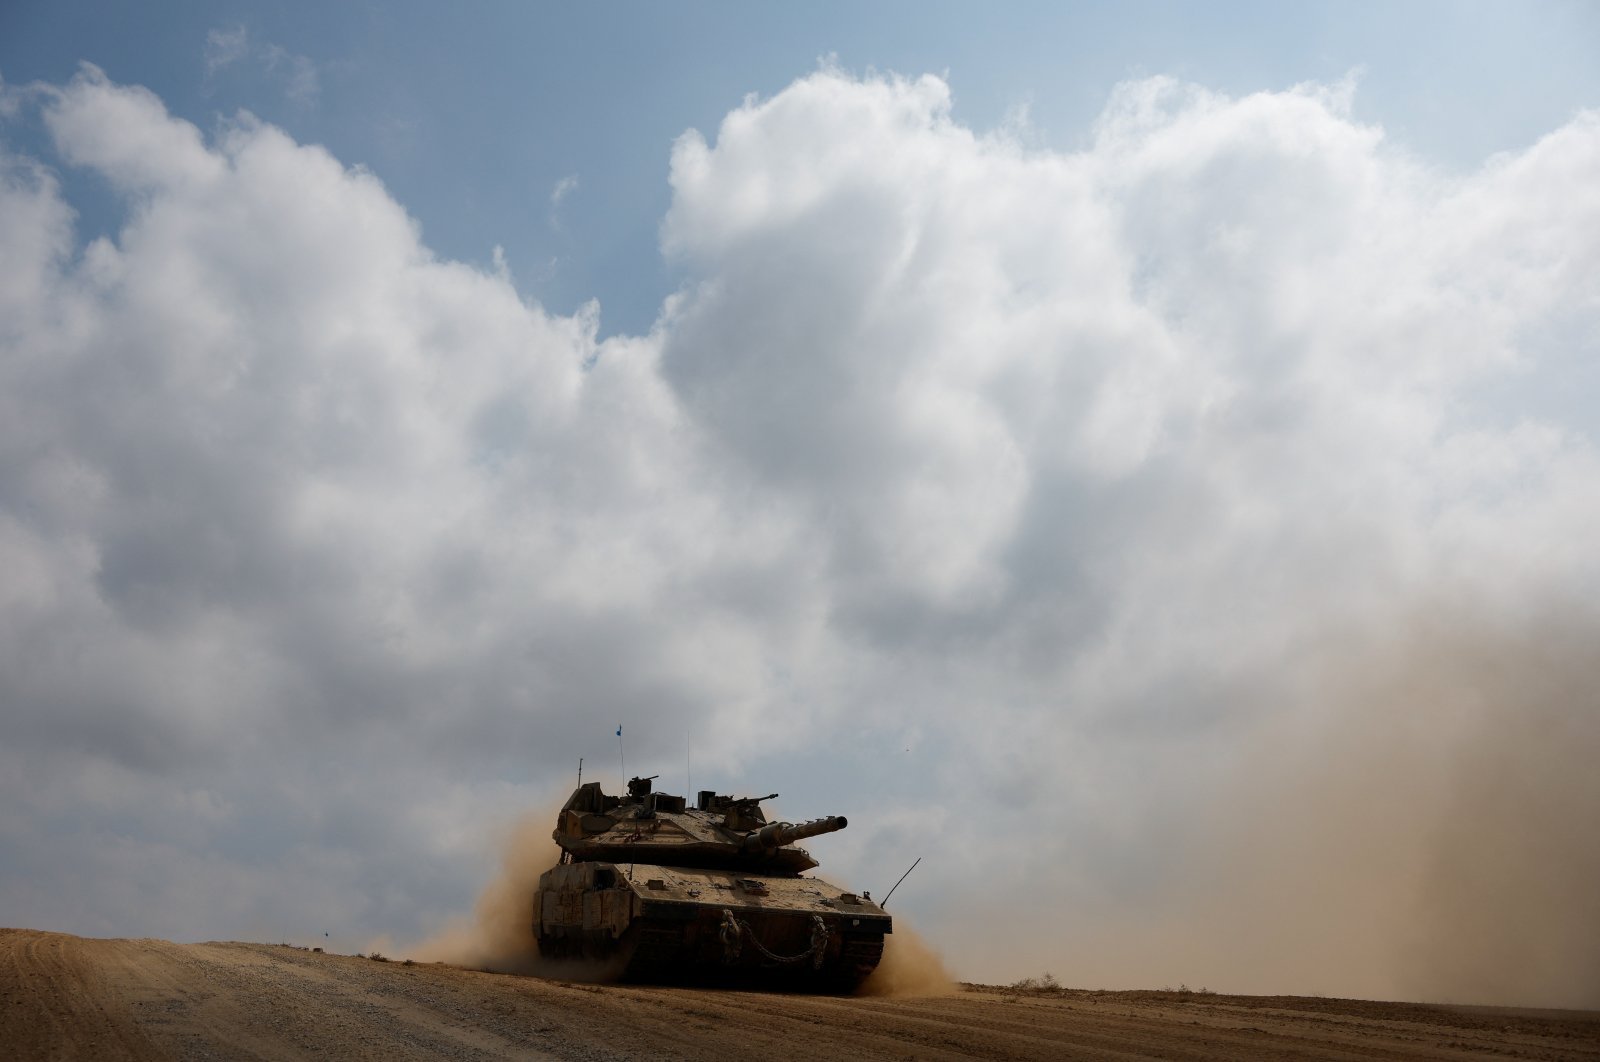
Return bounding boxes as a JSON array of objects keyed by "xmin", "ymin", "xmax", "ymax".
[{"xmin": 741, "ymin": 815, "xmax": 848, "ymax": 853}]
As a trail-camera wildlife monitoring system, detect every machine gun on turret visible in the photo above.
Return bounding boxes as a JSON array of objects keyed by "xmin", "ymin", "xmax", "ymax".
[{"xmin": 722, "ymin": 793, "xmax": 777, "ymax": 829}]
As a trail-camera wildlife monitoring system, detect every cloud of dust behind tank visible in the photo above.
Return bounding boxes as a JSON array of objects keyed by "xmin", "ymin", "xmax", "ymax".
[
  {"xmin": 411, "ymin": 811, "xmax": 558, "ymax": 973},
  {"xmin": 1364, "ymin": 603, "xmax": 1600, "ymax": 1008},
  {"xmin": 1050, "ymin": 598, "xmax": 1600, "ymax": 1008},
  {"xmin": 860, "ymin": 921, "xmax": 956, "ymax": 997}
]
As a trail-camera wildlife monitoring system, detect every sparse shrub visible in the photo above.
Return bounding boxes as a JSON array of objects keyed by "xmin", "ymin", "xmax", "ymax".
[
  {"xmin": 368, "ymin": 951, "xmax": 389, "ymax": 962},
  {"xmin": 1009, "ymin": 972, "xmax": 1063, "ymax": 995}
]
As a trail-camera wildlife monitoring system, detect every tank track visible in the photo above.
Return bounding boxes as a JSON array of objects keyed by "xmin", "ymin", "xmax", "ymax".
[{"xmin": 621, "ymin": 925, "xmax": 683, "ymax": 979}]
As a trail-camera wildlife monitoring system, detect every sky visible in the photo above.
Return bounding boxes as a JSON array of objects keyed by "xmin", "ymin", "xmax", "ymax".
[{"xmin": 2, "ymin": 2, "xmax": 1599, "ymax": 1008}]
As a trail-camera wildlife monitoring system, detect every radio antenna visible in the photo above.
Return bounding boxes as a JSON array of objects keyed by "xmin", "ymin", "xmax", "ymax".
[
  {"xmin": 881, "ymin": 856, "xmax": 922, "ymax": 909},
  {"xmin": 617, "ymin": 725, "xmax": 625, "ymax": 780}
]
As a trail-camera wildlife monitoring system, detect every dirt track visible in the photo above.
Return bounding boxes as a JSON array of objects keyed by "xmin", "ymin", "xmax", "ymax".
[{"xmin": 5, "ymin": 929, "xmax": 1599, "ymax": 1061}]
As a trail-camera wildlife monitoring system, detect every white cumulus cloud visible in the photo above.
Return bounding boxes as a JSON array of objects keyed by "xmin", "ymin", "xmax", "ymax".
[{"xmin": 1, "ymin": 63, "xmax": 1597, "ymax": 1006}]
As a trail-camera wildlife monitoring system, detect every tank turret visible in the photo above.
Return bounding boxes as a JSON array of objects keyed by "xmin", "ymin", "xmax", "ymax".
[
  {"xmin": 535, "ymin": 777, "xmax": 890, "ymax": 991},
  {"xmin": 552, "ymin": 777, "xmax": 849, "ymax": 873}
]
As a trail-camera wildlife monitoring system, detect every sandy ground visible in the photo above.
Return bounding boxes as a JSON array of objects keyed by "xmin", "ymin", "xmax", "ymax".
[{"xmin": 5, "ymin": 929, "xmax": 1599, "ymax": 1061}]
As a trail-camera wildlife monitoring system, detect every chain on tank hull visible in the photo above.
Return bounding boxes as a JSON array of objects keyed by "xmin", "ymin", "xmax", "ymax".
[{"xmin": 535, "ymin": 777, "xmax": 893, "ymax": 992}]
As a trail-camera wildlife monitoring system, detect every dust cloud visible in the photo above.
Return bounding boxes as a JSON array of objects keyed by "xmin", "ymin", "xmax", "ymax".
[
  {"xmin": 412, "ymin": 812, "xmax": 558, "ymax": 973},
  {"xmin": 860, "ymin": 922, "xmax": 957, "ymax": 997},
  {"xmin": 1059, "ymin": 598, "xmax": 1600, "ymax": 1008}
]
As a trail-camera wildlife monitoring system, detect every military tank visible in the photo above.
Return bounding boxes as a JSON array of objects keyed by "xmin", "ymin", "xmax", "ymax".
[{"xmin": 534, "ymin": 775, "xmax": 891, "ymax": 991}]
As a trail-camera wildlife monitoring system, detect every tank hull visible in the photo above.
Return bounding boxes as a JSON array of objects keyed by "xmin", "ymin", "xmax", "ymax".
[{"xmin": 535, "ymin": 861, "xmax": 890, "ymax": 991}]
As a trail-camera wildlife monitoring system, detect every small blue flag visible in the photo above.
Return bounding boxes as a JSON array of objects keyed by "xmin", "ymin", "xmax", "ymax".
[{"xmin": 616, "ymin": 725, "xmax": 622, "ymax": 736}]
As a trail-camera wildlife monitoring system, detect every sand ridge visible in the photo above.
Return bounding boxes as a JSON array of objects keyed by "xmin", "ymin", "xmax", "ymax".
[{"xmin": 5, "ymin": 929, "xmax": 1599, "ymax": 1061}]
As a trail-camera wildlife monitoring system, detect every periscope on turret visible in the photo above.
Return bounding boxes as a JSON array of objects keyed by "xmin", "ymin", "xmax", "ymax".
[{"xmin": 533, "ymin": 776, "xmax": 890, "ymax": 991}]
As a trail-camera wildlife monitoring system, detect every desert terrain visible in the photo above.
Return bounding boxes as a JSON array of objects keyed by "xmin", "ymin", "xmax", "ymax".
[{"xmin": 5, "ymin": 928, "xmax": 1598, "ymax": 1061}]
